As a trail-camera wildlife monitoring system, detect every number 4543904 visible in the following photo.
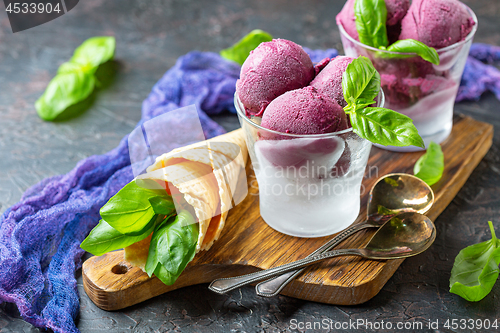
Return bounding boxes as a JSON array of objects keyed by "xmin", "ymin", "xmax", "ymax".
[
  {"xmin": 6, "ymin": 2, "xmax": 62, "ymax": 14},
  {"xmin": 444, "ymin": 319, "xmax": 498, "ymax": 330}
]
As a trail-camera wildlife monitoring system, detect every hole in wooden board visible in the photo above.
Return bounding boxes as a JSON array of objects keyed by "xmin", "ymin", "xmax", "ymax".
[{"xmin": 111, "ymin": 264, "xmax": 129, "ymax": 274}]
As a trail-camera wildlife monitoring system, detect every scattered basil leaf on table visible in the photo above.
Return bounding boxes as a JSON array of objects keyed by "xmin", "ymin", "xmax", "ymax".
[
  {"xmin": 145, "ymin": 210, "xmax": 199, "ymax": 285},
  {"xmin": 35, "ymin": 36, "xmax": 115, "ymax": 121},
  {"xmin": 100, "ymin": 179, "xmax": 175, "ymax": 235},
  {"xmin": 450, "ymin": 221, "xmax": 500, "ymax": 302},
  {"xmin": 414, "ymin": 141, "xmax": 444, "ymax": 186},
  {"xmin": 354, "ymin": 0, "xmax": 388, "ymax": 48},
  {"xmin": 382, "ymin": 39, "xmax": 440, "ymax": 65},
  {"xmin": 80, "ymin": 216, "xmax": 162, "ymax": 256},
  {"xmin": 70, "ymin": 36, "xmax": 116, "ymax": 71},
  {"xmin": 342, "ymin": 56, "xmax": 424, "ymax": 148},
  {"xmin": 35, "ymin": 69, "xmax": 95, "ymax": 121},
  {"xmin": 220, "ymin": 29, "xmax": 273, "ymax": 65}
]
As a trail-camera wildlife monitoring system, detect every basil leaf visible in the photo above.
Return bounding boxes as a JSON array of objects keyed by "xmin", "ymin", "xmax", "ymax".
[
  {"xmin": 70, "ymin": 36, "xmax": 116, "ymax": 72},
  {"xmin": 414, "ymin": 141, "xmax": 444, "ymax": 186},
  {"xmin": 100, "ymin": 179, "xmax": 174, "ymax": 234},
  {"xmin": 35, "ymin": 36, "xmax": 116, "ymax": 121},
  {"xmin": 383, "ymin": 39, "xmax": 440, "ymax": 65},
  {"xmin": 349, "ymin": 107, "xmax": 425, "ymax": 148},
  {"xmin": 80, "ymin": 218, "xmax": 156, "ymax": 256},
  {"xmin": 342, "ymin": 56, "xmax": 381, "ymax": 106},
  {"xmin": 35, "ymin": 69, "xmax": 95, "ymax": 121},
  {"xmin": 450, "ymin": 222, "xmax": 500, "ymax": 302},
  {"xmin": 220, "ymin": 29, "xmax": 273, "ymax": 65},
  {"xmin": 153, "ymin": 263, "xmax": 182, "ymax": 286},
  {"xmin": 149, "ymin": 196, "xmax": 176, "ymax": 216},
  {"xmin": 145, "ymin": 210, "xmax": 198, "ymax": 285},
  {"xmin": 354, "ymin": 0, "xmax": 388, "ymax": 48}
]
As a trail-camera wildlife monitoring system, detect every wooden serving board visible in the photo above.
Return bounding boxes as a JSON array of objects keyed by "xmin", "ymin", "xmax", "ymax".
[{"xmin": 83, "ymin": 115, "xmax": 493, "ymax": 311}]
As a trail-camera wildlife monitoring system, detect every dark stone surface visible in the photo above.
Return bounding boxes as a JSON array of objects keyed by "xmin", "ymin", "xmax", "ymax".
[{"xmin": 0, "ymin": 0, "xmax": 499, "ymax": 332}]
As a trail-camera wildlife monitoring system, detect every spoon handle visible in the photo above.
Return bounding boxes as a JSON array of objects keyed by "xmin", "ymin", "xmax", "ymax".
[
  {"xmin": 255, "ymin": 222, "xmax": 376, "ymax": 297},
  {"xmin": 208, "ymin": 248, "xmax": 362, "ymax": 294}
]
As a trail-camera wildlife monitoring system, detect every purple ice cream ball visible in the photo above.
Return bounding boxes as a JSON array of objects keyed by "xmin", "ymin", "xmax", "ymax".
[
  {"xmin": 310, "ymin": 56, "xmax": 354, "ymax": 108},
  {"xmin": 399, "ymin": 0, "xmax": 475, "ymax": 49},
  {"xmin": 386, "ymin": 0, "xmax": 411, "ymax": 26},
  {"xmin": 260, "ymin": 86, "xmax": 349, "ymax": 135},
  {"xmin": 236, "ymin": 39, "xmax": 315, "ymax": 117},
  {"xmin": 336, "ymin": 0, "xmax": 359, "ymax": 41}
]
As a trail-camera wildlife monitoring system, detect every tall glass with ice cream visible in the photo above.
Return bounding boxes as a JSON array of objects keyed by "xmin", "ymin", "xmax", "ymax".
[
  {"xmin": 235, "ymin": 38, "xmax": 421, "ymax": 237},
  {"xmin": 337, "ymin": 0, "xmax": 477, "ymax": 151}
]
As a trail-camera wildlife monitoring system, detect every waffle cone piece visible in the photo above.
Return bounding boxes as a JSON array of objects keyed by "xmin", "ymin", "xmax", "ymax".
[{"xmin": 124, "ymin": 129, "xmax": 248, "ymax": 269}]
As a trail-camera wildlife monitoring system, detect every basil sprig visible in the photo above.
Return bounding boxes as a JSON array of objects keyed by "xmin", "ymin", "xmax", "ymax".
[
  {"xmin": 342, "ymin": 57, "xmax": 424, "ymax": 148},
  {"xmin": 382, "ymin": 40, "xmax": 440, "ymax": 65},
  {"xmin": 450, "ymin": 221, "xmax": 500, "ymax": 302},
  {"xmin": 100, "ymin": 179, "xmax": 175, "ymax": 234},
  {"xmin": 81, "ymin": 178, "xmax": 200, "ymax": 286},
  {"xmin": 353, "ymin": 0, "xmax": 439, "ymax": 65},
  {"xmin": 35, "ymin": 36, "xmax": 115, "ymax": 121},
  {"xmin": 145, "ymin": 210, "xmax": 199, "ymax": 285},
  {"xmin": 414, "ymin": 141, "xmax": 444, "ymax": 186},
  {"xmin": 220, "ymin": 29, "xmax": 273, "ymax": 65},
  {"xmin": 354, "ymin": 0, "xmax": 388, "ymax": 48},
  {"xmin": 80, "ymin": 215, "xmax": 164, "ymax": 257}
]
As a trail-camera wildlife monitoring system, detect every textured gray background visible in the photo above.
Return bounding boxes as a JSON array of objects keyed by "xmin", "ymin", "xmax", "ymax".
[{"xmin": 0, "ymin": 0, "xmax": 499, "ymax": 332}]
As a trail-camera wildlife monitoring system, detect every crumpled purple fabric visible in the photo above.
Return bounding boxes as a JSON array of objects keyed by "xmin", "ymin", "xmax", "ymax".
[
  {"xmin": 0, "ymin": 44, "xmax": 493, "ymax": 332},
  {"xmin": 457, "ymin": 43, "xmax": 500, "ymax": 101},
  {"xmin": 0, "ymin": 51, "xmax": 239, "ymax": 333}
]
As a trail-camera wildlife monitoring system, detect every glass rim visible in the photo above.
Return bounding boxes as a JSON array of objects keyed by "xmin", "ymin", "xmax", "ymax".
[
  {"xmin": 234, "ymin": 90, "xmax": 385, "ymax": 138},
  {"xmin": 337, "ymin": 3, "xmax": 478, "ymax": 55}
]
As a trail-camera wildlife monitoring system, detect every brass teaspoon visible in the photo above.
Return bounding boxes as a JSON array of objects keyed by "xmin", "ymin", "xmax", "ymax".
[{"xmin": 209, "ymin": 212, "xmax": 436, "ymax": 294}]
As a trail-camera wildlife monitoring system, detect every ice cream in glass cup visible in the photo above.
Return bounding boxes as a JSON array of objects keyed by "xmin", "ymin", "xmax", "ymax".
[
  {"xmin": 235, "ymin": 92, "xmax": 384, "ymax": 237},
  {"xmin": 337, "ymin": 0, "xmax": 477, "ymax": 151}
]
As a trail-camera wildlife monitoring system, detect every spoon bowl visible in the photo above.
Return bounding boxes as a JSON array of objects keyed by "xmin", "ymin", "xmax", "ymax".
[
  {"xmin": 209, "ymin": 212, "xmax": 436, "ymax": 294},
  {"xmin": 361, "ymin": 212, "xmax": 436, "ymax": 259},
  {"xmin": 368, "ymin": 173, "xmax": 434, "ymax": 217}
]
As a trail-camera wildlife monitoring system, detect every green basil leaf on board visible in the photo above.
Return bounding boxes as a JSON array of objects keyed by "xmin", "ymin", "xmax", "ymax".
[
  {"xmin": 145, "ymin": 210, "xmax": 199, "ymax": 285},
  {"xmin": 70, "ymin": 36, "xmax": 116, "ymax": 72},
  {"xmin": 220, "ymin": 29, "xmax": 273, "ymax": 65},
  {"xmin": 383, "ymin": 39, "xmax": 440, "ymax": 65},
  {"xmin": 80, "ymin": 216, "xmax": 161, "ymax": 256},
  {"xmin": 100, "ymin": 179, "xmax": 175, "ymax": 235},
  {"xmin": 414, "ymin": 141, "xmax": 444, "ymax": 186},
  {"xmin": 35, "ymin": 36, "xmax": 115, "ymax": 121},
  {"xmin": 349, "ymin": 107, "xmax": 425, "ymax": 148},
  {"xmin": 35, "ymin": 69, "xmax": 95, "ymax": 121},
  {"xmin": 450, "ymin": 222, "xmax": 500, "ymax": 302},
  {"xmin": 354, "ymin": 0, "xmax": 388, "ymax": 48},
  {"xmin": 342, "ymin": 56, "xmax": 381, "ymax": 105}
]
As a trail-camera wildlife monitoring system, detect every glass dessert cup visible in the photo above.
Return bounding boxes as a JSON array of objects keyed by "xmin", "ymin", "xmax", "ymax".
[
  {"xmin": 235, "ymin": 93, "xmax": 384, "ymax": 238},
  {"xmin": 338, "ymin": 5, "xmax": 477, "ymax": 152}
]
